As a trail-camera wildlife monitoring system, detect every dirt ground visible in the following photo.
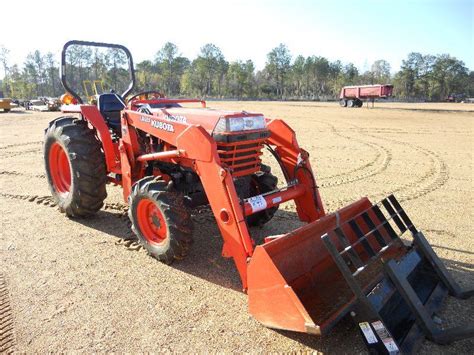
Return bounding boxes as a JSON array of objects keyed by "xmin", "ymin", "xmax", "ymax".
[{"xmin": 0, "ymin": 102, "xmax": 473, "ymax": 353}]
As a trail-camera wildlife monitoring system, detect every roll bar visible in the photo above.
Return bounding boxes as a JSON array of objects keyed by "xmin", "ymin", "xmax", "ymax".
[{"xmin": 60, "ymin": 40, "xmax": 136, "ymax": 104}]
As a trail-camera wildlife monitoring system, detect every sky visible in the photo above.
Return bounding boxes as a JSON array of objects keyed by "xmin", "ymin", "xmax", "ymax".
[{"xmin": 0, "ymin": 0, "xmax": 472, "ymax": 79}]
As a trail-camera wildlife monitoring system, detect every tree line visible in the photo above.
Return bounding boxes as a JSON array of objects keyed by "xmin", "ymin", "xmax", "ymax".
[{"xmin": 0, "ymin": 42, "xmax": 472, "ymax": 101}]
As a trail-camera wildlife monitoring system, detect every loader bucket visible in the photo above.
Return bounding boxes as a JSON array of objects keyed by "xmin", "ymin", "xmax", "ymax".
[
  {"xmin": 248, "ymin": 195, "xmax": 473, "ymax": 353},
  {"xmin": 248, "ymin": 196, "xmax": 382, "ymax": 335}
]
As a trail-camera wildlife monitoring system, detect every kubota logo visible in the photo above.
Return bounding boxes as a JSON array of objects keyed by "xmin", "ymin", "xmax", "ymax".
[
  {"xmin": 140, "ymin": 115, "xmax": 174, "ymax": 132},
  {"xmin": 151, "ymin": 120, "xmax": 174, "ymax": 132}
]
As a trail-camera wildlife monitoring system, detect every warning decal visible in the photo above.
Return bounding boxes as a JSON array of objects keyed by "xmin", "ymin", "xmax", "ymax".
[
  {"xmin": 248, "ymin": 195, "xmax": 267, "ymax": 213},
  {"xmin": 372, "ymin": 321, "xmax": 399, "ymax": 354},
  {"xmin": 359, "ymin": 322, "xmax": 378, "ymax": 344}
]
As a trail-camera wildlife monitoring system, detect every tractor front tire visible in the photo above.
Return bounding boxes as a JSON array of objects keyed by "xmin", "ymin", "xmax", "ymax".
[
  {"xmin": 246, "ymin": 171, "xmax": 279, "ymax": 227},
  {"xmin": 44, "ymin": 116, "xmax": 107, "ymax": 217},
  {"xmin": 128, "ymin": 177, "xmax": 193, "ymax": 264}
]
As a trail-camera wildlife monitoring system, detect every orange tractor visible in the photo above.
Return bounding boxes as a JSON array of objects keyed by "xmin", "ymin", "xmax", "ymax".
[{"xmin": 44, "ymin": 41, "xmax": 473, "ymax": 354}]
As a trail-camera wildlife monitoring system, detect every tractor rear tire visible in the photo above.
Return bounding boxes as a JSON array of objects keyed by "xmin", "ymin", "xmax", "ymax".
[
  {"xmin": 128, "ymin": 177, "xmax": 193, "ymax": 264},
  {"xmin": 339, "ymin": 99, "xmax": 347, "ymax": 107},
  {"xmin": 246, "ymin": 171, "xmax": 279, "ymax": 227},
  {"xmin": 347, "ymin": 100, "xmax": 354, "ymax": 108},
  {"xmin": 44, "ymin": 116, "xmax": 107, "ymax": 217}
]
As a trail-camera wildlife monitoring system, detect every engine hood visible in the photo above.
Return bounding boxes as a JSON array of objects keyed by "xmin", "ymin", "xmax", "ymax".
[{"xmin": 148, "ymin": 107, "xmax": 264, "ymax": 133}]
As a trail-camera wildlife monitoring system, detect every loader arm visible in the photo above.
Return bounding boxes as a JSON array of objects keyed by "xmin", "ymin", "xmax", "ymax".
[
  {"xmin": 176, "ymin": 125, "xmax": 255, "ymax": 288},
  {"xmin": 266, "ymin": 119, "xmax": 325, "ymax": 221}
]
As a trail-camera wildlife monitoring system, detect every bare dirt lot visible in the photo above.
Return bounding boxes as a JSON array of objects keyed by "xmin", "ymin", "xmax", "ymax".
[{"xmin": 1, "ymin": 102, "xmax": 473, "ymax": 353}]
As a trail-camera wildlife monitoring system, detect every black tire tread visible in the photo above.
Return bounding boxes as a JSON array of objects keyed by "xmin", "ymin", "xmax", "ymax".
[
  {"xmin": 128, "ymin": 177, "xmax": 194, "ymax": 264},
  {"xmin": 44, "ymin": 116, "xmax": 107, "ymax": 217}
]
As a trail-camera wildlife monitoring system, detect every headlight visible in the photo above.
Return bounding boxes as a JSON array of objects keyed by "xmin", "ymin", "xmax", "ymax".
[
  {"xmin": 229, "ymin": 117, "xmax": 244, "ymax": 131},
  {"xmin": 214, "ymin": 116, "xmax": 266, "ymax": 133}
]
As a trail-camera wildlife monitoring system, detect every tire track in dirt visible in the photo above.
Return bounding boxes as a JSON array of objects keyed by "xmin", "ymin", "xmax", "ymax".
[
  {"xmin": 0, "ymin": 141, "xmax": 42, "ymax": 151},
  {"xmin": 0, "ymin": 191, "xmax": 215, "ymax": 252},
  {"xmin": 358, "ymin": 128, "xmax": 471, "ymax": 136},
  {"xmin": 317, "ymin": 123, "xmax": 382, "ymax": 180},
  {"xmin": 102, "ymin": 202, "xmax": 128, "ymax": 214},
  {"xmin": 425, "ymin": 229, "xmax": 457, "ymax": 239},
  {"xmin": 386, "ymin": 145, "xmax": 449, "ymax": 202},
  {"xmin": 0, "ymin": 192, "xmax": 132, "ymax": 215},
  {"xmin": 0, "ymin": 274, "xmax": 16, "ymax": 354},
  {"xmin": 358, "ymin": 126, "xmax": 449, "ymax": 203},
  {"xmin": 0, "ymin": 148, "xmax": 42, "ymax": 158},
  {"xmin": 317, "ymin": 122, "xmax": 392, "ymax": 187},
  {"xmin": 0, "ymin": 191, "xmax": 143, "ymax": 251},
  {"xmin": 0, "ymin": 192, "xmax": 57, "ymax": 207},
  {"xmin": 0, "ymin": 170, "xmax": 45, "ymax": 179},
  {"xmin": 0, "ymin": 188, "xmax": 213, "ymax": 225},
  {"xmin": 327, "ymin": 125, "xmax": 450, "ymax": 208},
  {"xmin": 351, "ymin": 123, "xmax": 449, "ymax": 202}
]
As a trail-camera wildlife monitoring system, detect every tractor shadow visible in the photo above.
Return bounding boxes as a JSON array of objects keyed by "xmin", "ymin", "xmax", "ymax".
[
  {"xmin": 74, "ymin": 208, "xmax": 474, "ymax": 351},
  {"xmin": 75, "ymin": 208, "xmax": 474, "ymax": 294},
  {"xmin": 74, "ymin": 208, "xmax": 306, "ymax": 291},
  {"xmin": 74, "ymin": 210, "xmax": 132, "ymax": 239},
  {"xmin": 173, "ymin": 209, "xmax": 307, "ymax": 292}
]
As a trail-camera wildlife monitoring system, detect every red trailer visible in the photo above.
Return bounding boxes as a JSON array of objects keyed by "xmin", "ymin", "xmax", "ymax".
[{"xmin": 339, "ymin": 84, "xmax": 393, "ymax": 108}]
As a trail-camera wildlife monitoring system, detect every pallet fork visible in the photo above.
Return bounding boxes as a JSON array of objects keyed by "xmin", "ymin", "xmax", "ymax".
[
  {"xmin": 322, "ymin": 195, "xmax": 473, "ymax": 353},
  {"xmin": 248, "ymin": 195, "xmax": 473, "ymax": 354}
]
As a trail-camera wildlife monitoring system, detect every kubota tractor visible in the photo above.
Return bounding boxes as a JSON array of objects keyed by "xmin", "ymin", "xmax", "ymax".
[{"xmin": 44, "ymin": 41, "xmax": 473, "ymax": 354}]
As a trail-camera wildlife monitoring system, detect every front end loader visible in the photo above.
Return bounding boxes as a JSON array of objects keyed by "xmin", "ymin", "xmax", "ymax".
[{"xmin": 43, "ymin": 41, "xmax": 473, "ymax": 354}]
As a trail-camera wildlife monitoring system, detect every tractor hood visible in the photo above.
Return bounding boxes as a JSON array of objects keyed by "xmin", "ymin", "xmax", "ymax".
[{"xmin": 148, "ymin": 107, "xmax": 265, "ymax": 133}]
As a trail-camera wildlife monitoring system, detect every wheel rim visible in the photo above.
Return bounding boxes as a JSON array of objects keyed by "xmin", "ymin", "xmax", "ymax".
[
  {"xmin": 49, "ymin": 142, "xmax": 71, "ymax": 196},
  {"xmin": 137, "ymin": 199, "xmax": 167, "ymax": 245}
]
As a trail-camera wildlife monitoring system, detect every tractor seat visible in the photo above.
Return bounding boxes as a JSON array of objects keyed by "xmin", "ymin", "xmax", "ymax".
[{"xmin": 97, "ymin": 93, "xmax": 126, "ymax": 130}]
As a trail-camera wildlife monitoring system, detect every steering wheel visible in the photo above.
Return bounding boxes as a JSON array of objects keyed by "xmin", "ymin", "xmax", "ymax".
[{"xmin": 126, "ymin": 91, "xmax": 165, "ymax": 104}]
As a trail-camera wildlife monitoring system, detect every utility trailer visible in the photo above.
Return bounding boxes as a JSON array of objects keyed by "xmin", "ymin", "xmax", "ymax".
[{"xmin": 340, "ymin": 84, "xmax": 394, "ymax": 108}]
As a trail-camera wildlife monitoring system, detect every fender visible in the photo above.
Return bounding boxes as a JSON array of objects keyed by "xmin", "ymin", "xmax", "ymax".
[{"xmin": 79, "ymin": 105, "xmax": 121, "ymax": 174}]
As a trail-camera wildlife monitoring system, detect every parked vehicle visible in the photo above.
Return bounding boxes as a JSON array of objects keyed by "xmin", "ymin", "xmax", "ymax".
[
  {"xmin": 446, "ymin": 93, "xmax": 465, "ymax": 103},
  {"xmin": 29, "ymin": 99, "xmax": 49, "ymax": 111},
  {"xmin": 46, "ymin": 98, "xmax": 61, "ymax": 111},
  {"xmin": 0, "ymin": 98, "xmax": 12, "ymax": 112},
  {"xmin": 340, "ymin": 84, "xmax": 394, "ymax": 108}
]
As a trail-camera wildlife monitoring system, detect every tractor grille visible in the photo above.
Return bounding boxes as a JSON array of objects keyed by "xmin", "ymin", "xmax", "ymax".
[{"xmin": 217, "ymin": 139, "xmax": 265, "ymax": 177}]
